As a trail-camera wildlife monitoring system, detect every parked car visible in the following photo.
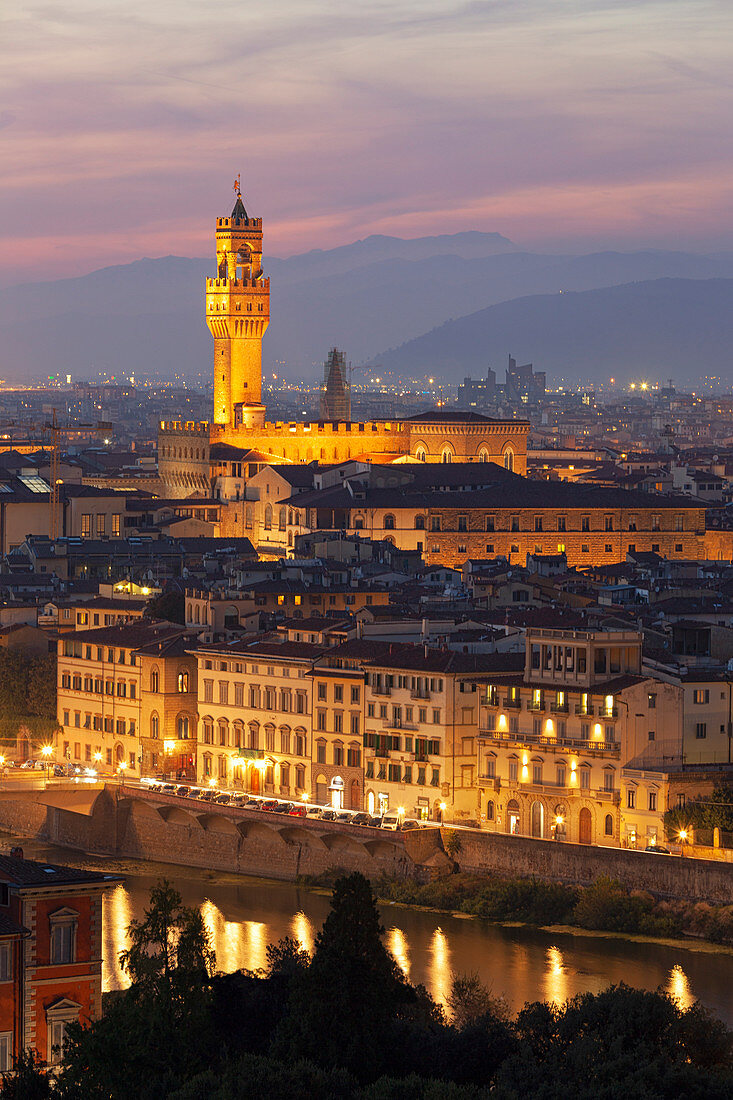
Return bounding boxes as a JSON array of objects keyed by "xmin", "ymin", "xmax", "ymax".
[
  {"xmin": 230, "ymin": 794, "xmax": 245, "ymax": 806},
  {"xmin": 401, "ymin": 819, "xmax": 423, "ymax": 830},
  {"xmin": 161, "ymin": 783, "xmax": 177, "ymax": 793},
  {"xmin": 187, "ymin": 788, "xmax": 202, "ymax": 799},
  {"xmin": 320, "ymin": 809, "xmax": 336, "ymax": 822},
  {"xmin": 260, "ymin": 800, "xmax": 278, "ymax": 812},
  {"xmin": 243, "ymin": 797, "xmax": 262, "ymax": 809},
  {"xmin": 644, "ymin": 844, "xmax": 671, "ymax": 854},
  {"xmin": 53, "ymin": 765, "xmax": 66, "ymax": 777},
  {"xmin": 149, "ymin": 783, "xmax": 162, "ymax": 792},
  {"xmin": 275, "ymin": 802, "xmax": 293, "ymax": 814},
  {"xmin": 175, "ymin": 785, "xmax": 190, "ymax": 796},
  {"xmin": 334, "ymin": 811, "xmax": 352, "ymax": 823},
  {"xmin": 351, "ymin": 812, "xmax": 370, "ymax": 826},
  {"xmin": 215, "ymin": 793, "xmax": 231, "ymax": 804},
  {"xmin": 288, "ymin": 804, "xmax": 307, "ymax": 817},
  {"xmin": 305, "ymin": 805, "xmax": 324, "ymax": 818},
  {"xmin": 20, "ymin": 759, "xmax": 36, "ymax": 769},
  {"xmin": 366, "ymin": 815, "xmax": 382, "ymax": 827}
]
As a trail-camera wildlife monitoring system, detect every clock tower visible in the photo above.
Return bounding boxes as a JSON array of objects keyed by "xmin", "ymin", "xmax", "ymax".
[{"xmin": 206, "ymin": 183, "xmax": 270, "ymax": 428}]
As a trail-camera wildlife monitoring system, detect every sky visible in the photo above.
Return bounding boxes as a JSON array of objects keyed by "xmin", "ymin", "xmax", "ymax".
[{"xmin": 1, "ymin": 0, "xmax": 733, "ymax": 286}]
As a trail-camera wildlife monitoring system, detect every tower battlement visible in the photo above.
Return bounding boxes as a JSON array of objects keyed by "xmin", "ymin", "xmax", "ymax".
[{"xmin": 208, "ymin": 189, "xmax": 269, "ymax": 427}]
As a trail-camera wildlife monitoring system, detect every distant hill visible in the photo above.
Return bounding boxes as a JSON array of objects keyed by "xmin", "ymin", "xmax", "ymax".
[
  {"xmin": 1, "ymin": 231, "xmax": 733, "ymax": 383},
  {"xmin": 370, "ymin": 278, "xmax": 733, "ymax": 384}
]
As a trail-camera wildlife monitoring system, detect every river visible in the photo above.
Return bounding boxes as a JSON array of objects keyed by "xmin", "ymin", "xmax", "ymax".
[{"xmin": 9, "ymin": 835, "xmax": 733, "ymax": 1025}]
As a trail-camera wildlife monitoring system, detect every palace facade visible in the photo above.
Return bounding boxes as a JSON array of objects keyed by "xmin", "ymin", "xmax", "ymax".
[{"xmin": 158, "ymin": 188, "xmax": 529, "ymax": 497}]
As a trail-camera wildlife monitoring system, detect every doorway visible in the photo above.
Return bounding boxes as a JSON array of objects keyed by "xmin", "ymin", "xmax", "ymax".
[
  {"xmin": 530, "ymin": 800, "xmax": 544, "ymax": 838},
  {"xmin": 579, "ymin": 807, "xmax": 592, "ymax": 845}
]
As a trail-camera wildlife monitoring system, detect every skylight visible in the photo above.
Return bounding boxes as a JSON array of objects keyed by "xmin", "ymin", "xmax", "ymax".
[{"xmin": 18, "ymin": 475, "xmax": 51, "ymax": 494}]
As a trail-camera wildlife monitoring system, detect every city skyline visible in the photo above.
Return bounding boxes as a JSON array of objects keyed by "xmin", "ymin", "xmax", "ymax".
[{"xmin": 2, "ymin": 1, "xmax": 733, "ymax": 285}]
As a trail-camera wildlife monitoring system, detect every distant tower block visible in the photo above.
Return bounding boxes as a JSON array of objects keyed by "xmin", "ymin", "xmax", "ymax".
[
  {"xmin": 319, "ymin": 347, "xmax": 351, "ymax": 421},
  {"xmin": 206, "ymin": 184, "xmax": 270, "ymax": 427}
]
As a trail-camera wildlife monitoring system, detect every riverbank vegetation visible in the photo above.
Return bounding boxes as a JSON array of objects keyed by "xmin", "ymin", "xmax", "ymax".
[
  {"xmin": 5, "ymin": 873, "xmax": 733, "ymax": 1099},
  {"xmin": 303, "ymin": 869, "xmax": 733, "ymax": 944},
  {"xmin": 0, "ymin": 650, "xmax": 57, "ymax": 754}
]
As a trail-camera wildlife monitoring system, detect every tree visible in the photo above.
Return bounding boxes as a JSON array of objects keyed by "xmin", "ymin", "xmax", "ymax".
[
  {"xmin": 271, "ymin": 873, "xmax": 422, "ymax": 1079},
  {"xmin": 447, "ymin": 972, "xmax": 509, "ymax": 1028},
  {"xmin": 57, "ymin": 881, "xmax": 216, "ymax": 1099},
  {"xmin": 0, "ymin": 1048, "xmax": 52, "ymax": 1100},
  {"xmin": 144, "ymin": 591, "xmax": 185, "ymax": 624}
]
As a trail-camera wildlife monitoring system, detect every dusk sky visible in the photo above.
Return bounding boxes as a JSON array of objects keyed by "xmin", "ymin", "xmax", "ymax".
[{"xmin": 2, "ymin": 0, "xmax": 733, "ymax": 286}]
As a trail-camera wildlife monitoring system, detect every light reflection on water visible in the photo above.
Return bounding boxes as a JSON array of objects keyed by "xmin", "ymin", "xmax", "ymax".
[{"xmin": 97, "ymin": 871, "xmax": 733, "ymax": 1025}]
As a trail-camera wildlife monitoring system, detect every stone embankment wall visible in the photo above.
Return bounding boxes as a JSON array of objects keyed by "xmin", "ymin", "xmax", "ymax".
[
  {"xmin": 0, "ymin": 786, "xmax": 732, "ymax": 903},
  {"xmin": 0, "ymin": 786, "xmax": 443, "ymax": 883},
  {"xmin": 449, "ymin": 829, "xmax": 733, "ymax": 905}
]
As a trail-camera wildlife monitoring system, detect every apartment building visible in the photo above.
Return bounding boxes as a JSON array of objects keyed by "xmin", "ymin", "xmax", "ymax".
[
  {"xmin": 475, "ymin": 628, "xmax": 681, "ymax": 847},
  {"xmin": 311, "ymin": 649, "xmax": 365, "ymax": 809},
  {"xmin": 0, "ymin": 853, "xmax": 121, "ymax": 1068},
  {"xmin": 137, "ymin": 635, "xmax": 199, "ymax": 780},
  {"xmin": 323, "ymin": 640, "xmax": 521, "ymax": 822},
  {"xmin": 193, "ymin": 640, "xmax": 321, "ymax": 796},
  {"xmin": 56, "ymin": 623, "xmax": 194, "ymax": 775}
]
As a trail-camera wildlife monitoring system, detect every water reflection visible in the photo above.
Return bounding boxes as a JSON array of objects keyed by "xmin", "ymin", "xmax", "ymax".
[
  {"xmin": 667, "ymin": 963, "xmax": 693, "ymax": 1010},
  {"xmin": 245, "ymin": 920, "xmax": 268, "ymax": 972},
  {"xmin": 94, "ymin": 870, "xmax": 733, "ymax": 1027},
  {"xmin": 429, "ymin": 927, "xmax": 451, "ymax": 1004},
  {"xmin": 291, "ymin": 910, "xmax": 314, "ymax": 955},
  {"xmin": 544, "ymin": 946, "xmax": 568, "ymax": 1006},
  {"xmin": 103, "ymin": 883, "xmax": 131, "ymax": 991},
  {"xmin": 388, "ymin": 926, "xmax": 410, "ymax": 979}
]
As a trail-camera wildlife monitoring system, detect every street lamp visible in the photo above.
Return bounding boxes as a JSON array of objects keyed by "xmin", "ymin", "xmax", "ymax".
[
  {"xmin": 41, "ymin": 744, "xmax": 53, "ymax": 784},
  {"xmin": 117, "ymin": 761, "xmax": 127, "ymax": 786},
  {"xmin": 439, "ymin": 801, "xmax": 447, "ymax": 824}
]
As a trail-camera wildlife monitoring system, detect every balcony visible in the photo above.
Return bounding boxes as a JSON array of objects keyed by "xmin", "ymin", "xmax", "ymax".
[
  {"xmin": 372, "ymin": 686, "xmax": 391, "ymax": 697},
  {"xmin": 478, "ymin": 776, "xmax": 501, "ymax": 790},
  {"xmin": 381, "ymin": 717, "xmax": 417, "ymax": 731},
  {"xmin": 503, "ymin": 696, "xmax": 522, "ymax": 709},
  {"xmin": 598, "ymin": 707, "xmax": 618, "ymax": 719},
  {"xmin": 478, "ymin": 728, "xmax": 619, "ymax": 754},
  {"xmin": 410, "ymin": 690, "xmax": 431, "ymax": 701},
  {"xmin": 375, "ymin": 747, "xmax": 390, "ymax": 758},
  {"xmin": 595, "ymin": 787, "xmax": 621, "ymax": 804},
  {"xmin": 414, "ymin": 751, "xmax": 429, "ymax": 762},
  {"xmin": 575, "ymin": 704, "xmax": 594, "ymax": 715},
  {"xmin": 527, "ymin": 700, "xmax": 545, "ymax": 713},
  {"xmin": 550, "ymin": 701, "xmax": 569, "ymax": 714}
]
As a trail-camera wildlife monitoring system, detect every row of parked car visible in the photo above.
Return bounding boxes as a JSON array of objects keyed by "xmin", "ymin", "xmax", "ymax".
[{"xmin": 144, "ymin": 781, "xmax": 430, "ymax": 831}]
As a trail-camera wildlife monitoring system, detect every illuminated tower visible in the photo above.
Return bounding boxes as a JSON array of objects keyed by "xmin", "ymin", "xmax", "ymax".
[{"xmin": 206, "ymin": 181, "xmax": 270, "ymax": 428}]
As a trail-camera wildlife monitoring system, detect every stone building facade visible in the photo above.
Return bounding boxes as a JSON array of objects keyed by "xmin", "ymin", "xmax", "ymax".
[{"xmin": 157, "ymin": 189, "xmax": 530, "ymax": 498}]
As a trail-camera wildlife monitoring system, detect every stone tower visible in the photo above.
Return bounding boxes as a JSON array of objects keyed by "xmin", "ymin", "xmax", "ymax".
[{"xmin": 206, "ymin": 185, "xmax": 270, "ymax": 428}]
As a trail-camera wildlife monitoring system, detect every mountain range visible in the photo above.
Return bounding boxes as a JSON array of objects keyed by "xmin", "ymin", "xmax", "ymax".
[{"xmin": 1, "ymin": 232, "xmax": 733, "ymax": 385}]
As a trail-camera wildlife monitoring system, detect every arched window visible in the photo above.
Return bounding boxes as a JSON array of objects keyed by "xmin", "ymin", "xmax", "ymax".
[
  {"xmin": 295, "ymin": 764, "xmax": 306, "ymax": 791},
  {"xmin": 202, "ymin": 717, "xmax": 213, "ymax": 745},
  {"xmin": 279, "ymin": 507, "xmax": 287, "ymax": 531},
  {"xmin": 486, "ymin": 799, "xmax": 494, "ymax": 821},
  {"xmin": 150, "ymin": 713, "xmax": 159, "ymax": 739},
  {"xmin": 218, "ymin": 719, "xmax": 228, "ymax": 747},
  {"xmin": 416, "ymin": 447, "xmax": 427, "ymax": 462},
  {"xmin": 280, "ymin": 762, "xmax": 290, "ymax": 790},
  {"xmin": 177, "ymin": 715, "xmax": 190, "ymax": 739},
  {"xmin": 383, "ymin": 514, "xmax": 395, "ymax": 530},
  {"xmin": 441, "ymin": 447, "xmax": 453, "ymax": 464},
  {"xmin": 294, "ymin": 729, "xmax": 306, "ymax": 756},
  {"xmin": 177, "ymin": 670, "xmax": 188, "ymax": 693},
  {"xmin": 264, "ymin": 504, "xmax": 273, "ymax": 531},
  {"xmin": 503, "ymin": 448, "xmax": 514, "ymax": 472},
  {"xmin": 415, "ymin": 515, "xmax": 425, "ymax": 530},
  {"xmin": 248, "ymin": 722, "xmax": 260, "ymax": 749},
  {"xmin": 604, "ymin": 813, "xmax": 614, "ymax": 836},
  {"xmin": 194, "ymin": 605, "xmax": 201, "ymax": 624},
  {"xmin": 478, "ymin": 448, "xmax": 489, "ymax": 463},
  {"xmin": 280, "ymin": 727, "xmax": 291, "ymax": 754},
  {"xmin": 150, "ymin": 667, "xmax": 159, "ymax": 693}
]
